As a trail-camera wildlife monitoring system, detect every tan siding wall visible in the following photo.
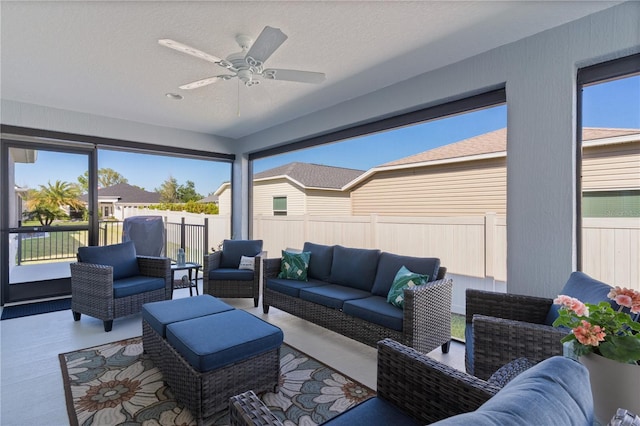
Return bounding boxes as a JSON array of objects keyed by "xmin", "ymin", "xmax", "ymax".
[
  {"xmin": 351, "ymin": 157, "xmax": 507, "ymax": 216},
  {"xmin": 253, "ymin": 179, "xmax": 306, "ymax": 216},
  {"xmin": 306, "ymin": 189, "xmax": 352, "ymax": 215},
  {"xmin": 582, "ymin": 142, "xmax": 640, "ymax": 191},
  {"xmin": 218, "ymin": 186, "xmax": 231, "ymax": 216}
]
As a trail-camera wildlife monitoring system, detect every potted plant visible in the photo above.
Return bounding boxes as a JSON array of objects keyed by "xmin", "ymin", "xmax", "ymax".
[{"xmin": 553, "ymin": 286, "xmax": 640, "ymax": 423}]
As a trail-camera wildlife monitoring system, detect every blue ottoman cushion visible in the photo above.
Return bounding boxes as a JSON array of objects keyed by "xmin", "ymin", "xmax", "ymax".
[
  {"xmin": 142, "ymin": 295, "xmax": 234, "ymax": 337},
  {"xmin": 166, "ymin": 310, "xmax": 284, "ymax": 372}
]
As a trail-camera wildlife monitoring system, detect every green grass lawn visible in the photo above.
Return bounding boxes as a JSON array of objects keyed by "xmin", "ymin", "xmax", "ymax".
[{"xmin": 451, "ymin": 313, "xmax": 465, "ymax": 341}]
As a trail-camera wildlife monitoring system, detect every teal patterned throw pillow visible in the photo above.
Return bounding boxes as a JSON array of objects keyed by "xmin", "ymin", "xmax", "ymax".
[
  {"xmin": 386, "ymin": 265, "xmax": 429, "ymax": 308},
  {"xmin": 278, "ymin": 250, "xmax": 311, "ymax": 281}
]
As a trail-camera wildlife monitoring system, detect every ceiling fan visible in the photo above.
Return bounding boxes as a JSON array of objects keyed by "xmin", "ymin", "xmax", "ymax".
[{"xmin": 159, "ymin": 26, "xmax": 326, "ymax": 90}]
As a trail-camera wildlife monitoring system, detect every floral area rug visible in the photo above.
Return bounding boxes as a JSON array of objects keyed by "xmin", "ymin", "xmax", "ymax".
[{"xmin": 59, "ymin": 337, "xmax": 375, "ymax": 425}]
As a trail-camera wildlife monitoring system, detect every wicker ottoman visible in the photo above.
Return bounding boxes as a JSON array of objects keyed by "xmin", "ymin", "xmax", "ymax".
[{"xmin": 142, "ymin": 297, "xmax": 283, "ymax": 425}]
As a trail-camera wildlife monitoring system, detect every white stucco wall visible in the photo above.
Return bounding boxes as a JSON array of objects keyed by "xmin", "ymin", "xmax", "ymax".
[{"xmin": 235, "ymin": 2, "xmax": 640, "ymax": 298}]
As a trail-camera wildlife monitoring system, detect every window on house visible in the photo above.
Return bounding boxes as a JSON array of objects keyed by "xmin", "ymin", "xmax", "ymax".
[
  {"xmin": 273, "ymin": 196, "xmax": 287, "ymax": 216},
  {"xmin": 577, "ymin": 54, "xmax": 639, "ymax": 288}
]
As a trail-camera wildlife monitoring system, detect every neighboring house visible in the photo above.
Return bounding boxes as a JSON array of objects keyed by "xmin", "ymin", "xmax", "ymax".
[
  {"xmin": 197, "ymin": 194, "xmax": 219, "ymax": 204},
  {"xmin": 347, "ymin": 127, "xmax": 640, "ymax": 217},
  {"xmin": 80, "ymin": 183, "xmax": 161, "ymax": 220},
  {"xmin": 215, "ymin": 162, "xmax": 365, "ymax": 216}
]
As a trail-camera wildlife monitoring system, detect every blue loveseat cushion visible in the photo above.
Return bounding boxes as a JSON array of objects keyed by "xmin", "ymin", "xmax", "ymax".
[
  {"xmin": 544, "ymin": 271, "xmax": 615, "ymax": 325},
  {"xmin": 166, "ymin": 309, "xmax": 283, "ymax": 372},
  {"xmin": 78, "ymin": 241, "xmax": 140, "ymax": 280},
  {"xmin": 324, "ymin": 396, "xmax": 420, "ymax": 426},
  {"xmin": 303, "ymin": 242, "xmax": 334, "ymax": 281},
  {"xmin": 142, "ymin": 295, "xmax": 234, "ymax": 337},
  {"xmin": 113, "ymin": 276, "xmax": 165, "ymax": 299},
  {"xmin": 343, "ymin": 296, "xmax": 404, "ymax": 331},
  {"xmin": 209, "ymin": 268, "xmax": 255, "ymax": 281},
  {"xmin": 329, "ymin": 246, "xmax": 380, "ymax": 291},
  {"xmin": 220, "ymin": 239, "xmax": 263, "ymax": 269},
  {"xmin": 371, "ymin": 253, "xmax": 440, "ymax": 297},
  {"xmin": 430, "ymin": 356, "xmax": 593, "ymax": 425},
  {"xmin": 266, "ymin": 278, "xmax": 327, "ymax": 298},
  {"xmin": 299, "ymin": 284, "xmax": 371, "ymax": 309}
]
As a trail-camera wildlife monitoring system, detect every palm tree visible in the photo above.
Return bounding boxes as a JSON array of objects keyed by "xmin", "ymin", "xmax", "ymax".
[{"xmin": 23, "ymin": 180, "xmax": 84, "ymax": 226}]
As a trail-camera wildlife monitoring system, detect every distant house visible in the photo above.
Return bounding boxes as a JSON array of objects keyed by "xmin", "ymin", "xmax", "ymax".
[
  {"xmin": 198, "ymin": 194, "xmax": 219, "ymax": 204},
  {"xmin": 347, "ymin": 127, "xmax": 640, "ymax": 217},
  {"xmin": 80, "ymin": 183, "xmax": 161, "ymax": 220},
  {"xmin": 215, "ymin": 162, "xmax": 365, "ymax": 216}
]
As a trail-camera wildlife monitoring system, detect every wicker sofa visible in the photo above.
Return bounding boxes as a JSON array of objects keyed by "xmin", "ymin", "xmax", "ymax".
[
  {"xmin": 263, "ymin": 242, "xmax": 452, "ymax": 354},
  {"xmin": 229, "ymin": 338, "xmax": 595, "ymax": 426}
]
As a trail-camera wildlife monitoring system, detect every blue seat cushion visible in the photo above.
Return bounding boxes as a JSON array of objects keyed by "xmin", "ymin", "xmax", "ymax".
[
  {"xmin": 78, "ymin": 241, "xmax": 140, "ymax": 280},
  {"xmin": 329, "ymin": 246, "xmax": 380, "ymax": 291},
  {"xmin": 430, "ymin": 356, "xmax": 594, "ymax": 425},
  {"xmin": 166, "ymin": 310, "xmax": 283, "ymax": 372},
  {"xmin": 142, "ymin": 295, "xmax": 234, "ymax": 337},
  {"xmin": 544, "ymin": 271, "xmax": 615, "ymax": 325},
  {"xmin": 465, "ymin": 323, "xmax": 474, "ymax": 375},
  {"xmin": 220, "ymin": 239, "xmax": 263, "ymax": 269},
  {"xmin": 343, "ymin": 296, "xmax": 403, "ymax": 331},
  {"xmin": 112, "ymin": 276, "xmax": 164, "ymax": 299},
  {"xmin": 371, "ymin": 252, "xmax": 440, "ymax": 297},
  {"xmin": 266, "ymin": 278, "xmax": 327, "ymax": 298},
  {"xmin": 303, "ymin": 242, "xmax": 334, "ymax": 281},
  {"xmin": 209, "ymin": 268, "xmax": 255, "ymax": 281},
  {"xmin": 324, "ymin": 397, "xmax": 420, "ymax": 426},
  {"xmin": 299, "ymin": 284, "xmax": 371, "ymax": 309}
]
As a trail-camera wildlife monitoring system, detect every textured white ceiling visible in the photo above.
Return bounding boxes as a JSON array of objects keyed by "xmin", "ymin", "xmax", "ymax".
[{"xmin": 0, "ymin": 1, "xmax": 618, "ymax": 139}]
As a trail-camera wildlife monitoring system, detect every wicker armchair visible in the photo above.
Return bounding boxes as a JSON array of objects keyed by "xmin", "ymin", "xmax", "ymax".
[
  {"xmin": 229, "ymin": 338, "xmax": 500, "ymax": 426},
  {"xmin": 203, "ymin": 239, "xmax": 263, "ymax": 307},
  {"xmin": 71, "ymin": 241, "xmax": 171, "ymax": 332}
]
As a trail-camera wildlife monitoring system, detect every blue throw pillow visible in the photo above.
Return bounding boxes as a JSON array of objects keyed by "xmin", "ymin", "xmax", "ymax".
[
  {"xmin": 544, "ymin": 271, "xmax": 615, "ymax": 326},
  {"xmin": 278, "ymin": 251, "xmax": 311, "ymax": 281},
  {"xmin": 77, "ymin": 241, "xmax": 140, "ymax": 280},
  {"xmin": 386, "ymin": 266, "xmax": 429, "ymax": 308}
]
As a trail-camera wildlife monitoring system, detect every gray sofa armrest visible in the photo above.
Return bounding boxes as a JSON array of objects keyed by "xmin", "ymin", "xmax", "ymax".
[
  {"xmin": 136, "ymin": 255, "xmax": 172, "ymax": 299},
  {"xmin": 70, "ymin": 262, "xmax": 115, "ymax": 318},
  {"xmin": 466, "ymin": 289, "xmax": 553, "ymax": 325},
  {"xmin": 262, "ymin": 257, "xmax": 282, "ymax": 280},
  {"xmin": 403, "ymin": 277, "xmax": 453, "ymax": 353}
]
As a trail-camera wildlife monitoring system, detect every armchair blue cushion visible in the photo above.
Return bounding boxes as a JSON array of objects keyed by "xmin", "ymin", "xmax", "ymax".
[
  {"xmin": 77, "ymin": 240, "xmax": 139, "ymax": 280},
  {"xmin": 544, "ymin": 271, "xmax": 616, "ymax": 325},
  {"xmin": 220, "ymin": 239, "xmax": 263, "ymax": 269}
]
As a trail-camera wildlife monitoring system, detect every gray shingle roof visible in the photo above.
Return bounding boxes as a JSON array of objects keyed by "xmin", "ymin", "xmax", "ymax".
[
  {"xmin": 254, "ymin": 162, "xmax": 365, "ymax": 189},
  {"xmin": 80, "ymin": 183, "xmax": 161, "ymax": 203}
]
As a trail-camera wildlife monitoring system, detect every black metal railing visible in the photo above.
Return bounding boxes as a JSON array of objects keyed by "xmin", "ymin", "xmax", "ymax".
[{"xmin": 15, "ymin": 218, "xmax": 209, "ymax": 265}]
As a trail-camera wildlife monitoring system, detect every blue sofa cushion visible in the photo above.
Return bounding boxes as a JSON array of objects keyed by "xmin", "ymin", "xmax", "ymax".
[
  {"xmin": 266, "ymin": 278, "xmax": 327, "ymax": 298},
  {"xmin": 430, "ymin": 356, "xmax": 593, "ymax": 425},
  {"xmin": 371, "ymin": 253, "xmax": 440, "ymax": 297},
  {"xmin": 166, "ymin": 309, "xmax": 283, "ymax": 372},
  {"xmin": 303, "ymin": 242, "xmax": 334, "ymax": 281},
  {"xmin": 78, "ymin": 241, "xmax": 140, "ymax": 280},
  {"xmin": 142, "ymin": 295, "xmax": 234, "ymax": 337},
  {"xmin": 544, "ymin": 271, "xmax": 615, "ymax": 325},
  {"xmin": 324, "ymin": 396, "xmax": 420, "ymax": 426},
  {"xmin": 112, "ymin": 276, "xmax": 165, "ymax": 299},
  {"xmin": 299, "ymin": 284, "xmax": 371, "ymax": 309},
  {"xmin": 329, "ymin": 246, "xmax": 380, "ymax": 291},
  {"xmin": 209, "ymin": 268, "xmax": 255, "ymax": 281},
  {"xmin": 220, "ymin": 239, "xmax": 263, "ymax": 269},
  {"xmin": 343, "ymin": 296, "xmax": 404, "ymax": 331},
  {"xmin": 278, "ymin": 250, "xmax": 311, "ymax": 281}
]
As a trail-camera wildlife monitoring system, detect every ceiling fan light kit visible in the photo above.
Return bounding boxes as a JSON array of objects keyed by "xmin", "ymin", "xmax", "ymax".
[{"xmin": 159, "ymin": 26, "xmax": 326, "ymax": 91}]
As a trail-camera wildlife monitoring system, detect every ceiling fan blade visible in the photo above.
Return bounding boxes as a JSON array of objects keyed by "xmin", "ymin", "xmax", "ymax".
[
  {"xmin": 158, "ymin": 39, "xmax": 223, "ymax": 64},
  {"xmin": 179, "ymin": 76, "xmax": 226, "ymax": 90},
  {"xmin": 245, "ymin": 26, "xmax": 288, "ymax": 67},
  {"xmin": 262, "ymin": 69, "xmax": 326, "ymax": 84}
]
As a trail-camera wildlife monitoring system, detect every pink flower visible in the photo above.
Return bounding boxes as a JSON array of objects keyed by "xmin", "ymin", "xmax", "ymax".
[
  {"xmin": 554, "ymin": 295, "xmax": 589, "ymax": 316},
  {"xmin": 573, "ymin": 320, "xmax": 606, "ymax": 347},
  {"xmin": 608, "ymin": 286, "xmax": 640, "ymax": 314}
]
